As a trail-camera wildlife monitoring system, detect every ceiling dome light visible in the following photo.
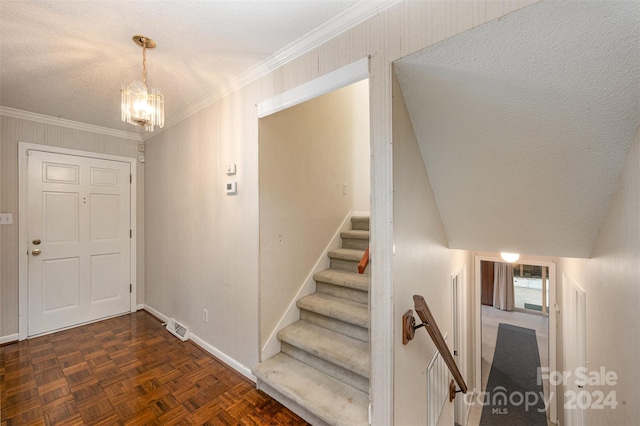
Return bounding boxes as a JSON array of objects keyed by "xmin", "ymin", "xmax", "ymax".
[
  {"xmin": 121, "ymin": 35, "xmax": 164, "ymax": 132},
  {"xmin": 500, "ymin": 252, "xmax": 520, "ymax": 263}
]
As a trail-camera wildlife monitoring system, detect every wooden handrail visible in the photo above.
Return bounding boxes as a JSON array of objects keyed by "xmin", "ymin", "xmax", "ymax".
[
  {"xmin": 358, "ymin": 246, "xmax": 369, "ymax": 274},
  {"xmin": 412, "ymin": 295, "xmax": 468, "ymax": 397}
]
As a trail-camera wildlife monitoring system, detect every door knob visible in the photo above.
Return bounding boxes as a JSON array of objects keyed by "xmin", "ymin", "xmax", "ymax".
[
  {"xmin": 32, "ymin": 239, "xmax": 41, "ymax": 245},
  {"xmin": 32, "ymin": 249, "xmax": 41, "ymax": 256}
]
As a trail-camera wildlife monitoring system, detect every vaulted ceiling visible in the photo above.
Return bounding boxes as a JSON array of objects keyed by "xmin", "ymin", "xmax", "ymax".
[
  {"xmin": 394, "ymin": 1, "xmax": 640, "ymax": 258},
  {"xmin": 0, "ymin": 0, "xmax": 390, "ymax": 135}
]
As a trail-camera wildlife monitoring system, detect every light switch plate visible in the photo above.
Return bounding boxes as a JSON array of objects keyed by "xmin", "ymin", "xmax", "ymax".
[
  {"xmin": 0, "ymin": 213, "xmax": 13, "ymax": 225},
  {"xmin": 225, "ymin": 163, "xmax": 236, "ymax": 175}
]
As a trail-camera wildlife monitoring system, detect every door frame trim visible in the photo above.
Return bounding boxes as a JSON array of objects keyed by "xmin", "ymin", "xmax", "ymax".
[
  {"xmin": 451, "ymin": 267, "xmax": 469, "ymax": 426},
  {"xmin": 18, "ymin": 142, "xmax": 137, "ymax": 340}
]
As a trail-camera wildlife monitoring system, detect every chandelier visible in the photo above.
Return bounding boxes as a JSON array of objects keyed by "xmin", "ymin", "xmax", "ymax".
[{"xmin": 121, "ymin": 35, "xmax": 164, "ymax": 132}]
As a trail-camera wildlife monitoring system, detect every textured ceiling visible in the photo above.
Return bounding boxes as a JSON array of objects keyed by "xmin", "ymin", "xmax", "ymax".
[
  {"xmin": 0, "ymin": 0, "xmax": 366, "ymax": 134},
  {"xmin": 395, "ymin": 1, "xmax": 640, "ymax": 258}
]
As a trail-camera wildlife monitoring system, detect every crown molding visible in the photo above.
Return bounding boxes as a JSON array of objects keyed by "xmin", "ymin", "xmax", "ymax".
[
  {"xmin": 146, "ymin": 0, "xmax": 401, "ymax": 140},
  {"xmin": 0, "ymin": 106, "xmax": 143, "ymax": 142}
]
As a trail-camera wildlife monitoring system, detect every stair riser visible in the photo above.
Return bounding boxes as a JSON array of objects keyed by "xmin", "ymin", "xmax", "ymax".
[
  {"xmin": 313, "ymin": 270, "xmax": 369, "ymax": 293},
  {"xmin": 300, "ymin": 310, "xmax": 368, "ymax": 342},
  {"xmin": 342, "ymin": 238, "xmax": 369, "ymax": 250},
  {"xmin": 281, "ymin": 342, "xmax": 369, "ymax": 393},
  {"xmin": 316, "ymin": 282, "xmax": 368, "ymax": 304},
  {"xmin": 330, "ymin": 258, "xmax": 369, "ymax": 275},
  {"xmin": 350, "ymin": 218, "xmax": 369, "ymax": 231}
]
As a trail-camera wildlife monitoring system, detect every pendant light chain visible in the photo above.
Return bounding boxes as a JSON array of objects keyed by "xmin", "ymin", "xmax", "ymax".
[{"xmin": 141, "ymin": 37, "xmax": 147, "ymax": 89}]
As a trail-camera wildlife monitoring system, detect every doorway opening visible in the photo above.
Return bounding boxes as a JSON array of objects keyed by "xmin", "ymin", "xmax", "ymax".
[
  {"xmin": 472, "ymin": 254, "xmax": 557, "ymax": 425},
  {"xmin": 256, "ymin": 59, "xmax": 371, "ymax": 361}
]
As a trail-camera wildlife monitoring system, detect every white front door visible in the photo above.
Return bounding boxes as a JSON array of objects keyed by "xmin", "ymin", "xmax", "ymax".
[{"xmin": 27, "ymin": 149, "xmax": 132, "ymax": 336}]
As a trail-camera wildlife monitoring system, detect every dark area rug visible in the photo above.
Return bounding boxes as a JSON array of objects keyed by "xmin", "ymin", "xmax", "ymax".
[{"xmin": 480, "ymin": 323, "xmax": 548, "ymax": 425}]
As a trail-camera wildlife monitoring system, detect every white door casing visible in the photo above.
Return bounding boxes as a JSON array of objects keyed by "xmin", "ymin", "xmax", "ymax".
[
  {"xmin": 19, "ymin": 144, "xmax": 137, "ymax": 339},
  {"xmin": 562, "ymin": 273, "xmax": 587, "ymax": 425},
  {"xmin": 451, "ymin": 269, "xmax": 468, "ymax": 426}
]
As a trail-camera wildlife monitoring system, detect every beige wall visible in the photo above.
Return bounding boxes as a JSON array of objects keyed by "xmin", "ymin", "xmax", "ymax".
[
  {"xmin": 392, "ymin": 71, "xmax": 474, "ymax": 425},
  {"xmin": 144, "ymin": 90, "xmax": 261, "ymax": 368},
  {"xmin": 556, "ymin": 127, "xmax": 640, "ymax": 425},
  {"xmin": 0, "ymin": 115, "xmax": 145, "ymax": 338},
  {"xmin": 142, "ymin": 1, "xmax": 534, "ymax": 422},
  {"xmin": 259, "ymin": 80, "xmax": 369, "ymax": 345}
]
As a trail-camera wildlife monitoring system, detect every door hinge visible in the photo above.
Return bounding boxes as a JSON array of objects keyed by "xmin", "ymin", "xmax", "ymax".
[
  {"xmin": 130, "ymin": 284, "xmax": 132, "ymax": 293},
  {"xmin": 130, "ymin": 229, "xmax": 132, "ymax": 238},
  {"xmin": 130, "ymin": 174, "xmax": 132, "ymax": 184}
]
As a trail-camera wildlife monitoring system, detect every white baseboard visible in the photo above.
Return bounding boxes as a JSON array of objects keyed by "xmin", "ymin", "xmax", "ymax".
[
  {"xmin": 189, "ymin": 333, "xmax": 256, "ymax": 382},
  {"xmin": 136, "ymin": 303, "xmax": 144, "ymax": 311},
  {"xmin": 0, "ymin": 333, "xmax": 19, "ymax": 345},
  {"xmin": 142, "ymin": 304, "xmax": 169, "ymax": 323},
  {"xmin": 142, "ymin": 304, "xmax": 255, "ymax": 382},
  {"xmin": 260, "ymin": 211, "xmax": 369, "ymax": 361}
]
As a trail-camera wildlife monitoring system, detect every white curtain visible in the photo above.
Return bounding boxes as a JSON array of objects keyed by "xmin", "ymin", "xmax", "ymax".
[{"xmin": 493, "ymin": 262, "xmax": 514, "ymax": 311}]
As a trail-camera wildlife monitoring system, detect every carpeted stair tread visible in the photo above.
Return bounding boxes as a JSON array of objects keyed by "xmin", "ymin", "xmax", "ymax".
[
  {"xmin": 328, "ymin": 248, "xmax": 365, "ymax": 261},
  {"xmin": 298, "ymin": 293, "xmax": 369, "ymax": 329},
  {"xmin": 314, "ymin": 269, "xmax": 369, "ymax": 292},
  {"xmin": 340, "ymin": 230, "xmax": 370, "ymax": 240},
  {"xmin": 350, "ymin": 216, "xmax": 370, "ymax": 231},
  {"xmin": 253, "ymin": 353, "xmax": 368, "ymax": 426},
  {"xmin": 277, "ymin": 321, "xmax": 369, "ymax": 378}
]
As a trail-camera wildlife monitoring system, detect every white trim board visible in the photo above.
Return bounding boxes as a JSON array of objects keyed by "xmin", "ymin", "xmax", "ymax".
[
  {"xmin": 1, "ymin": 107, "xmax": 143, "ymax": 142},
  {"xmin": 257, "ymin": 57, "xmax": 370, "ymax": 118},
  {"xmin": 143, "ymin": 304, "xmax": 255, "ymax": 382},
  {"xmin": 18, "ymin": 143, "xmax": 138, "ymax": 340},
  {"xmin": 0, "ymin": 334, "xmax": 19, "ymax": 345}
]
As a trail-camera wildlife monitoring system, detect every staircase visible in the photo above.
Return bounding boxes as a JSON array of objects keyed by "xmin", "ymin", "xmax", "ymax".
[{"xmin": 253, "ymin": 216, "xmax": 370, "ymax": 426}]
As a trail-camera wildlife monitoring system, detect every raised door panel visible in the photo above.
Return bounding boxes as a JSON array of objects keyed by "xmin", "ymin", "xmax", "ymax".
[
  {"xmin": 90, "ymin": 194, "xmax": 120, "ymax": 241},
  {"xmin": 42, "ymin": 257, "xmax": 80, "ymax": 311},
  {"xmin": 43, "ymin": 192, "xmax": 79, "ymax": 243},
  {"xmin": 90, "ymin": 253, "xmax": 120, "ymax": 302}
]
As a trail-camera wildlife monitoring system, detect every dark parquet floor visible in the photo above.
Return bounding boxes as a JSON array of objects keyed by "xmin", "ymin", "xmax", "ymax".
[{"xmin": 0, "ymin": 311, "xmax": 308, "ymax": 425}]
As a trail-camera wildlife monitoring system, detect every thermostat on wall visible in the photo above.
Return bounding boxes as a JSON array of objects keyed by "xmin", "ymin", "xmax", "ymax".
[{"xmin": 226, "ymin": 181, "xmax": 237, "ymax": 195}]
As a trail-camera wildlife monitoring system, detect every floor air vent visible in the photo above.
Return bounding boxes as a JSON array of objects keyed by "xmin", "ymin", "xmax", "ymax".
[{"xmin": 166, "ymin": 318, "xmax": 190, "ymax": 341}]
